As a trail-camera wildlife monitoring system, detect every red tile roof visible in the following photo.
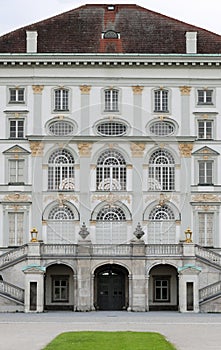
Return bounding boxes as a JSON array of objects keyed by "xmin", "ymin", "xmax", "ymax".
[{"xmin": 0, "ymin": 4, "xmax": 221, "ymax": 54}]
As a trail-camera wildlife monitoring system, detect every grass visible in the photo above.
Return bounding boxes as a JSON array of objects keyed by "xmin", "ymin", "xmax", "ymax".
[{"xmin": 43, "ymin": 331, "xmax": 177, "ymax": 350}]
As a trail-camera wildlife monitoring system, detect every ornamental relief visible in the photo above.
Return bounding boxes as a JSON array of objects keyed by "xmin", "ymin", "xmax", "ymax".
[
  {"xmin": 44, "ymin": 193, "xmax": 78, "ymax": 205},
  {"xmin": 132, "ymin": 85, "xmax": 144, "ymax": 95},
  {"xmin": 179, "ymin": 143, "xmax": 193, "ymax": 157},
  {"xmin": 92, "ymin": 193, "xmax": 131, "ymax": 205},
  {"xmin": 77, "ymin": 143, "xmax": 92, "ymax": 156},
  {"xmin": 179, "ymin": 86, "xmax": 191, "ymax": 96},
  {"xmin": 29, "ymin": 141, "xmax": 44, "ymax": 156},
  {"xmin": 130, "ymin": 143, "xmax": 145, "ymax": 157},
  {"xmin": 32, "ymin": 85, "xmax": 44, "ymax": 94},
  {"xmin": 80, "ymin": 85, "xmax": 91, "ymax": 94},
  {"xmin": 3, "ymin": 193, "xmax": 31, "ymax": 202},
  {"xmin": 192, "ymin": 194, "xmax": 221, "ymax": 202}
]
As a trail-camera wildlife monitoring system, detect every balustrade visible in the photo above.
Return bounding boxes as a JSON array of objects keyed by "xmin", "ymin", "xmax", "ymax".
[
  {"xmin": 0, "ymin": 245, "xmax": 28, "ymax": 269},
  {"xmin": 199, "ymin": 281, "xmax": 221, "ymax": 302},
  {"xmin": 0, "ymin": 280, "xmax": 24, "ymax": 302}
]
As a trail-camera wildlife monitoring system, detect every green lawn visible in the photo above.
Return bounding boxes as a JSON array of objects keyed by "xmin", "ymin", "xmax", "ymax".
[{"xmin": 43, "ymin": 331, "xmax": 176, "ymax": 350}]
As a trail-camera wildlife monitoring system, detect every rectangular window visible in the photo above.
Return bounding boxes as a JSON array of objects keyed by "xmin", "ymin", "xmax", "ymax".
[
  {"xmin": 154, "ymin": 277, "xmax": 170, "ymax": 302},
  {"xmin": 54, "ymin": 89, "xmax": 69, "ymax": 111},
  {"xmin": 199, "ymin": 161, "xmax": 213, "ymax": 185},
  {"xmin": 197, "ymin": 90, "xmax": 213, "ymax": 104},
  {"xmin": 198, "ymin": 212, "xmax": 214, "ymax": 246},
  {"xmin": 8, "ymin": 212, "xmax": 24, "ymax": 246},
  {"xmin": 9, "ymin": 119, "xmax": 24, "ymax": 138},
  {"xmin": 104, "ymin": 89, "xmax": 119, "ymax": 112},
  {"xmin": 9, "ymin": 88, "xmax": 25, "ymax": 103},
  {"xmin": 198, "ymin": 120, "xmax": 213, "ymax": 139},
  {"xmin": 154, "ymin": 90, "xmax": 169, "ymax": 112},
  {"xmin": 52, "ymin": 276, "xmax": 69, "ymax": 302},
  {"xmin": 9, "ymin": 159, "xmax": 25, "ymax": 184}
]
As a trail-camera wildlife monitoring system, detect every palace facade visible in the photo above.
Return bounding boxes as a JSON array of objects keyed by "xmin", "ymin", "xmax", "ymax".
[{"xmin": 0, "ymin": 4, "xmax": 221, "ymax": 312}]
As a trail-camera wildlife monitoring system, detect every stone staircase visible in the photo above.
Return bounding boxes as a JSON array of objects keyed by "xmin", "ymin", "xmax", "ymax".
[
  {"xmin": 0, "ymin": 244, "xmax": 28, "ymax": 270},
  {"xmin": 0, "ymin": 280, "xmax": 24, "ymax": 304}
]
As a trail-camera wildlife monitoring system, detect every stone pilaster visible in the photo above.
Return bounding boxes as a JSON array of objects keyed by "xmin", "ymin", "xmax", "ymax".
[
  {"xmin": 132, "ymin": 86, "xmax": 144, "ymax": 136},
  {"xmin": 32, "ymin": 85, "xmax": 44, "ymax": 134},
  {"xmin": 179, "ymin": 86, "xmax": 191, "ymax": 135},
  {"xmin": 80, "ymin": 85, "xmax": 91, "ymax": 135}
]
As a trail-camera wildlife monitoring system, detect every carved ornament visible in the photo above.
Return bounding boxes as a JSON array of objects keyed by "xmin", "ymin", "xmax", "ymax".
[
  {"xmin": 192, "ymin": 194, "xmax": 220, "ymax": 203},
  {"xmin": 44, "ymin": 194, "xmax": 78, "ymax": 204},
  {"xmin": 130, "ymin": 143, "xmax": 145, "ymax": 157},
  {"xmin": 132, "ymin": 86, "xmax": 144, "ymax": 95},
  {"xmin": 29, "ymin": 141, "xmax": 44, "ymax": 156},
  {"xmin": 92, "ymin": 193, "xmax": 131, "ymax": 205},
  {"xmin": 3, "ymin": 193, "xmax": 31, "ymax": 202},
  {"xmin": 78, "ymin": 143, "xmax": 92, "ymax": 157},
  {"xmin": 32, "ymin": 85, "xmax": 44, "ymax": 94},
  {"xmin": 179, "ymin": 86, "xmax": 191, "ymax": 96},
  {"xmin": 80, "ymin": 85, "xmax": 91, "ymax": 94},
  {"xmin": 179, "ymin": 143, "xmax": 193, "ymax": 157}
]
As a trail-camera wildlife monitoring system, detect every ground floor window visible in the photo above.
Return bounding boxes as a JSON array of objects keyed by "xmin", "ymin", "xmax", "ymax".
[
  {"xmin": 52, "ymin": 275, "xmax": 69, "ymax": 302},
  {"xmin": 154, "ymin": 276, "xmax": 170, "ymax": 302}
]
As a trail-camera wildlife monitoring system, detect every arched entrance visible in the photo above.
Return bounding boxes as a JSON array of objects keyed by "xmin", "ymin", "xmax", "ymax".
[
  {"xmin": 44, "ymin": 264, "xmax": 75, "ymax": 311},
  {"xmin": 94, "ymin": 264, "xmax": 129, "ymax": 310},
  {"xmin": 149, "ymin": 264, "xmax": 178, "ymax": 311}
]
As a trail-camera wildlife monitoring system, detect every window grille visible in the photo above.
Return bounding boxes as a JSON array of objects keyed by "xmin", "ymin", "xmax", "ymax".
[
  {"xmin": 48, "ymin": 121, "xmax": 74, "ymax": 136},
  {"xmin": 198, "ymin": 120, "xmax": 213, "ymax": 139},
  {"xmin": 96, "ymin": 150, "xmax": 126, "ymax": 191},
  {"xmin": 47, "ymin": 205, "xmax": 75, "ymax": 243},
  {"xmin": 104, "ymin": 89, "xmax": 119, "ymax": 112},
  {"xmin": 148, "ymin": 205, "xmax": 176, "ymax": 244},
  {"xmin": 48, "ymin": 149, "xmax": 74, "ymax": 190},
  {"xmin": 148, "ymin": 149, "xmax": 175, "ymax": 191},
  {"xmin": 154, "ymin": 89, "xmax": 169, "ymax": 112},
  {"xmin": 96, "ymin": 205, "xmax": 127, "ymax": 244},
  {"xmin": 149, "ymin": 121, "xmax": 174, "ymax": 136},
  {"xmin": 9, "ymin": 119, "xmax": 24, "ymax": 138},
  {"xmin": 54, "ymin": 89, "xmax": 69, "ymax": 111},
  {"xmin": 197, "ymin": 90, "xmax": 213, "ymax": 104},
  {"xmin": 97, "ymin": 122, "xmax": 127, "ymax": 136},
  {"xmin": 198, "ymin": 212, "xmax": 214, "ymax": 246},
  {"xmin": 9, "ymin": 88, "xmax": 25, "ymax": 103}
]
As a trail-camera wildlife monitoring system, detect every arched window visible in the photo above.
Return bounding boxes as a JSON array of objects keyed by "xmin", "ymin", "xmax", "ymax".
[
  {"xmin": 47, "ymin": 205, "xmax": 75, "ymax": 243},
  {"xmin": 48, "ymin": 149, "xmax": 74, "ymax": 190},
  {"xmin": 96, "ymin": 150, "xmax": 126, "ymax": 191},
  {"xmin": 96, "ymin": 205, "xmax": 127, "ymax": 244},
  {"xmin": 148, "ymin": 205, "xmax": 176, "ymax": 244},
  {"xmin": 148, "ymin": 149, "xmax": 175, "ymax": 191}
]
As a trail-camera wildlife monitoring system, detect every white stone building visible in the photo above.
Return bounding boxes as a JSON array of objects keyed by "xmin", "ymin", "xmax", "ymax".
[{"xmin": 0, "ymin": 4, "xmax": 221, "ymax": 313}]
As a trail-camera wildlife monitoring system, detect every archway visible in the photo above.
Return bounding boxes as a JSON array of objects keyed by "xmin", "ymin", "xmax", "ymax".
[
  {"xmin": 149, "ymin": 264, "xmax": 178, "ymax": 311},
  {"xmin": 44, "ymin": 264, "xmax": 75, "ymax": 311},
  {"xmin": 94, "ymin": 264, "xmax": 129, "ymax": 310}
]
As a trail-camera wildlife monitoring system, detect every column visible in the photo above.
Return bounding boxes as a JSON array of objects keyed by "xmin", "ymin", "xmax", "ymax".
[
  {"xmin": 76, "ymin": 241, "xmax": 92, "ymax": 311},
  {"xmin": 132, "ymin": 86, "xmax": 144, "ymax": 136},
  {"xmin": 80, "ymin": 85, "xmax": 91, "ymax": 135},
  {"xmin": 130, "ymin": 143, "xmax": 145, "ymax": 229},
  {"xmin": 29, "ymin": 141, "xmax": 44, "ymax": 238},
  {"xmin": 179, "ymin": 86, "xmax": 191, "ymax": 136},
  {"xmin": 179, "ymin": 143, "xmax": 193, "ymax": 236},
  {"xmin": 32, "ymin": 85, "xmax": 44, "ymax": 135},
  {"xmin": 78, "ymin": 143, "xmax": 92, "ymax": 225}
]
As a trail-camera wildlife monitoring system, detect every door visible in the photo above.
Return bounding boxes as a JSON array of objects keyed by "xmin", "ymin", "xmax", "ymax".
[{"xmin": 97, "ymin": 272, "xmax": 125, "ymax": 310}]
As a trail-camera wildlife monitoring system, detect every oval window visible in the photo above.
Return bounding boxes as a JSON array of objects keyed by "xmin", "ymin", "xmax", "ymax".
[
  {"xmin": 48, "ymin": 121, "xmax": 74, "ymax": 136},
  {"xmin": 97, "ymin": 122, "xmax": 127, "ymax": 136},
  {"xmin": 149, "ymin": 121, "xmax": 175, "ymax": 136}
]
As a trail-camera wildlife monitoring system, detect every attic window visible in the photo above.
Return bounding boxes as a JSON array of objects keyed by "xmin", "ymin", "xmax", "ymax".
[
  {"xmin": 103, "ymin": 30, "xmax": 119, "ymax": 39},
  {"xmin": 107, "ymin": 5, "xmax": 115, "ymax": 10}
]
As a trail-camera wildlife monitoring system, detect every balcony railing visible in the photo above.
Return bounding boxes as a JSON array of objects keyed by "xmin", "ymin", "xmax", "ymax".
[
  {"xmin": 196, "ymin": 245, "xmax": 221, "ymax": 267},
  {"xmin": 146, "ymin": 244, "xmax": 183, "ymax": 256},
  {"xmin": 41, "ymin": 244, "xmax": 77, "ymax": 256},
  {"xmin": 199, "ymin": 281, "xmax": 221, "ymax": 302}
]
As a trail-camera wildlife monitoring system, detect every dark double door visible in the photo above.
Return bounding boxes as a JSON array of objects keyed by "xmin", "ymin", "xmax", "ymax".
[{"xmin": 97, "ymin": 272, "xmax": 125, "ymax": 310}]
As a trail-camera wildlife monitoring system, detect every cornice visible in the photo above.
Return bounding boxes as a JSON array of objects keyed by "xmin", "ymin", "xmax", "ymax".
[{"xmin": 1, "ymin": 53, "xmax": 221, "ymax": 67}]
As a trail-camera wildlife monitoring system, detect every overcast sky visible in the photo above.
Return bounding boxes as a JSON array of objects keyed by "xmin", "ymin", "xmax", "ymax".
[{"xmin": 0, "ymin": 0, "xmax": 221, "ymax": 36}]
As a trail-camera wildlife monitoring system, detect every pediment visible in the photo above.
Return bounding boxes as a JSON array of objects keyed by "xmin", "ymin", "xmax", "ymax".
[
  {"xmin": 22, "ymin": 264, "xmax": 46, "ymax": 274},
  {"xmin": 192, "ymin": 146, "xmax": 219, "ymax": 156},
  {"xmin": 178, "ymin": 264, "xmax": 202, "ymax": 275},
  {"xmin": 3, "ymin": 145, "xmax": 30, "ymax": 154}
]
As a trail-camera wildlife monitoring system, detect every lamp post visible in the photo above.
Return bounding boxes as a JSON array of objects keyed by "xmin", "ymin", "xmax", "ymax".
[
  {"xmin": 30, "ymin": 227, "xmax": 38, "ymax": 242},
  {"xmin": 185, "ymin": 228, "xmax": 193, "ymax": 243}
]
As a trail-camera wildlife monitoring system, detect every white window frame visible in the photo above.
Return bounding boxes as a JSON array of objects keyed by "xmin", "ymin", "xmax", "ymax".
[
  {"xmin": 197, "ymin": 119, "xmax": 213, "ymax": 140},
  {"xmin": 48, "ymin": 149, "xmax": 75, "ymax": 190},
  {"xmin": 54, "ymin": 88, "xmax": 69, "ymax": 111},
  {"xmin": 8, "ymin": 87, "xmax": 25, "ymax": 103},
  {"xmin": 198, "ymin": 212, "xmax": 214, "ymax": 247},
  {"xmin": 103, "ymin": 88, "xmax": 120, "ymax": 113},
  {"xmin": 9, "ymin": 119, "xmax": 25, "ymax": 139},
  {"xmin": 197, "ymin": 89, "xmax": 213, "ymax": 105},
  {"xmin": 8, "ymin": 159, "xmax": 25, "ymax": 184},
  {"xmin": 8, "ymin": 212, "xmax": 24, "ymax": 246},
  {"xmin": 154, "ymin": 89, "xmax": 169, "ymax": 113},
  {"xmin": 198, "ymin": 160, "xmax": 213, "ymax": 185}
]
